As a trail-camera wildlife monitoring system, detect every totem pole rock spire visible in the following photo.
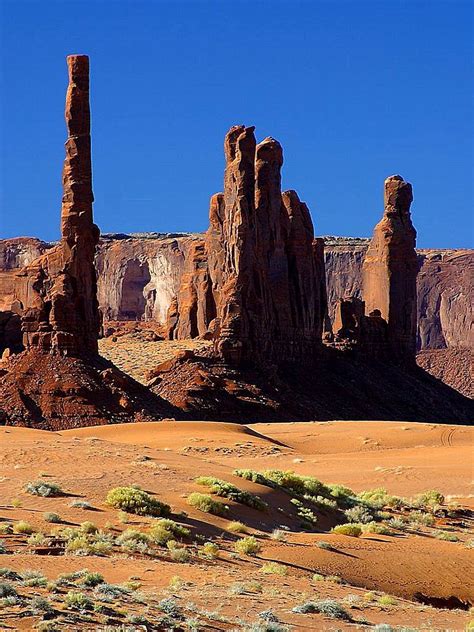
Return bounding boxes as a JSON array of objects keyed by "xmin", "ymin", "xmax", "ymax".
[
  {"xmin": 362, "ymin": 175, "xmax": 418, "ymax": 360},
  {"xmin": 19, "ymin": 54, "xmax": 100, "ymax": 356}
]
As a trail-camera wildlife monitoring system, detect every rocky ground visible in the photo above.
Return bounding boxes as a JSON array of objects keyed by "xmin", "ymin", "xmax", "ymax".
[{"xmin": 0, "ymin": 420, "xmax": 472, "ymax": 631}]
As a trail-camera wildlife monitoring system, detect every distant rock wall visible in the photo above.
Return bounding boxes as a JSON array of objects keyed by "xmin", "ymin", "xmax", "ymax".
[{"xmin": 1, "ymin": 235, "xmax": 471, "ymax": 352}]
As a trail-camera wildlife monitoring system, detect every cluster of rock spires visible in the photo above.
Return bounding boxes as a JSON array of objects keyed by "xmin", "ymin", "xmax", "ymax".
[
  {"xmin": 0, "ymin": 55, "xmax": 472, "ymax": 428},
  {"xmin": 167, "ymin": 126, "xmax": 327, "ymax": 367}
]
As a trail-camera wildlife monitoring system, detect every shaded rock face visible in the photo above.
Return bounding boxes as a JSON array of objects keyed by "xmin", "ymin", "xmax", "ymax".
[
  {"xmin": 362, "ymin": 176, "xmax": 418, "ymax": 360},
  {"xmin": 95, "ymin": 235, "xmax": 200, "ymax": 324},
  {"xmin": 14, "ymin": 55, "xmax": 100, "ymax": 356},
  {"xmin": 207, "ymin": 126, "xmax": 326, "ymax": 366}
]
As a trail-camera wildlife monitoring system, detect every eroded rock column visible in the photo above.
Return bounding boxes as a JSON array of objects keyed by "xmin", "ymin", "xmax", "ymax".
[{"xmin": 362, "ymin": 175, "xmax": 418, "ymax": 360}]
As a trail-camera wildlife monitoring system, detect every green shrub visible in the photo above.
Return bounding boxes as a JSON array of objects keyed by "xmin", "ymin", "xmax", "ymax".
[
  {"xmin": 260, "ymin": 562, "xmax": 287, "ymax": 575},
  {"xmin": 105, "ymin": 486, "xmax": 170, "ymax": 517},
  {"xmin": 434, "ymin": 530, "xmax": 459, "ymax": 542},
  {"xmin": 234, "ymin": 536, "xmax": 261, "ymax": 556},
  {"xmin": 80, "ymin": 521, "xmax": 98, "ymax": 534},
  {"xmin": 331, "ymin": 523, "xmax": 362, "ymax": 537},
  {"xmin": 152, "ymin": 519, "xmax": 190, "ymax": 539},
  {"xmin": 169, "ymin": 547, "xmax": 190, "ymax": 563},
  {"xmin": 201, "ymin": 542, "xmax": 219, "ymax": 559},
  {"xmin": 377, "ymin": 594, "xmax": 397, "ymax": 607},
  {"xmin": 43, "ymin": 512, "xmax": 62, "ymax": 524},
  {"xmin": 361, "ymin": 521, "xmax": 391, "ymax": 535},
  {"xmin": 292, "ymin": 598, "xmax": 351, "ymax": 620},
  {"xmin": 0, "ymin": 542, "xmax": 5, "ymax": 555},
  {"xmin": 80, "ymin": 572, "xmax": 104, "ymax": 587},
  {"xmin": 412, "ymin": 490, "xmax": 445, "ymax": 509},
  {"xmin": 357, "ymin": 488, "xmax": 392, "ymax": 509},
  {"xmin": 316, "ymin": 540, "xmax": 333, "ymax": 550},
  {"xmin": 13, "ymin": 520, "xmax": 35, "ymax": 534},
  {"xmin": 187, "ymin": 492, "xmax": 228, "ymax": 516},
  {"xmin": 290, "ymin": 499, "xmax": 318, "ymax": 525},
  {"xmin": 70, "ymin": 500, "xmax": 92, "ymax": 510},
  {"xmin": 149, "ymin": 525, "xmax": 174, "ymax": 546},
  {"xmin": 27, "ymin": 533, "xmax": 47, "ymax": 547},
  {"xmin": 196, "ymin": 476, "xmax": 267, "ymax": 510},
  {"xmin": 64, "ymin": 591, "xmax": 93, "ymax": 610}
]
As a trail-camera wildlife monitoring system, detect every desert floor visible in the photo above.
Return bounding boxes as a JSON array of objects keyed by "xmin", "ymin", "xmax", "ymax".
[{"xmin": 0, "ymin": 419, "xmax": 473, "ymax": 631}]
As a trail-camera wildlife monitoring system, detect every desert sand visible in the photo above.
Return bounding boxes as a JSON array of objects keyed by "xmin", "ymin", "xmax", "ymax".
[{"xmin": 0, "ymin": 420, "xmax": 472, "ymax": 630}]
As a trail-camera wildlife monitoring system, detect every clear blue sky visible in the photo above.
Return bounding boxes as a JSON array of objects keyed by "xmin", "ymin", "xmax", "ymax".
[{"xmin": 0, "ymin": 0, "xmax": 472, "ymax": 248}]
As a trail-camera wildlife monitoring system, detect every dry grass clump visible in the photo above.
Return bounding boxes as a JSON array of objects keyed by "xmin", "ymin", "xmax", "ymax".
[
  {"xmin": 105, "ymin": 486, "xmax": 170, "ymax": 517},
  {"xmin": 260, "ymin": 562, "xmax": 287, "ymax": 575},
  {"xmin": 227, "ymin": 521, "xmax": 248, "ymax": 533},
  {"xmin": 43, "ymin": 512, "xmax": 62, "ymax": 524},
  {"xmin": 13, "ymin": 521, "xmax": 35, "ymax": 535},
  {"xmin": 292, "ymin": 598, "xmax": 351, "ymax": 620}
]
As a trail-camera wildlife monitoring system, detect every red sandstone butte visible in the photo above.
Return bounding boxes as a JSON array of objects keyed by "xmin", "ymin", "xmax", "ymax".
[{"xmin": 362, "ymin": 175, "xmax": 418, "ymax": 360}]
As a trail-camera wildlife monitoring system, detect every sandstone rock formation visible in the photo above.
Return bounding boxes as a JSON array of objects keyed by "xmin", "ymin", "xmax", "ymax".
[
  {"xmin": 205, "ymin": 126, "xmax": 326, "ymax": 366},
  {"xmin": 13, "ymin": 55, "xmax": 100, "ymax": 356},
  {"xmin": 0, "ymin": 55, "xmax": 176, "ymax": 429},
  {"xmin": 362, "ymin": 175, "xmax": 418, "ymax": 360}
]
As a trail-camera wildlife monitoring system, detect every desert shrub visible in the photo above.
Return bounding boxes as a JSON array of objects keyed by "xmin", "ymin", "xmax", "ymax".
[
  {"xmin": 387, "ymin": 517, "xmax": 407, "ymax": 530},
  {"xmin": 158, "ymin": 596, "xmax": 181, "ymax": 616},
  {"xmin": 332, "ymin": 523, "xmax": 362, "ymax": 537},
  {"xmin": 149, "ymin": 525, "xmax": 174, "ymax": 546},
  {"xmin": 270, "ymin": 529, "xmax": 286, "ymax": 541},
  {"xmin": 64, "ymin": 591, "xmax": 93, "ymax": 610},
  {"xmin": 378, "ymin": 594, "xmax": 397, "ymax": 607},
  {"xmin": 357, "ymin": 488, "xmax": 393, "ymax": 509},
  {"xmin": 465, "ymin": 539, "xmax": 474, "ymax": 549},
  {"xmin": 201, "ymin": 542, "xmax": 219, "ymax": 559},
  {"xmin": 69, "ymin": 500, "xmax": 92, "ymax": 510},
  {"xmin": 290, "ymin": 499, "xmax": 318, "ymax": 525},
  {"xmin": 196, "ymin": 476, "xmax": 267, "ymax": 510},
  {"xmin": 94, "ymin": 582, "xmax": 129, "ymax": 600},
  {"xmin": 11, "ymin": 499, "xmax": 21, "ymax": 508},
  {"xmin": 234, "ymin": 536, "xmax": 261, "ymax": 556},
  {"xmin": 433, "ymin": 530, "xmax": 459, "ymax": 542},
  {"xmin": 260, "ymin": 562, "xmax": 287, "ymax": 575},
  {"xmin": 20, "ymin": 569, "xmax": 47, "ymax": 586},
  {"xmin": 0, "ymin": 524, "xmax": 12, "ymax": 535},
  {"xmin": 327, "ymin": 484, "xmax": 357, "ymax": 503},
  {"xmin": 344, "ymin": 506, "xmax": 374, "ymax": 524},
  {"xmin": 169, "ymin": 547, "xmax": 191, "ymax": 563},
  {"xmin": 0, "ymin": 582, "xmax": 17, "ymax": 598},
  {"xmin": 412, "ymin": 490, "xmax": 445, "ymax": 509},
  {"xmin": 292, "ymin": 599, "xmax": 351, "ymax": 619},
  {"xmin": 116, "ymin": 529, "xmax": 150, "ymax": 545},
  {"xmin": 0, "ymin": 542, "xmax": 6, "ymax": 555},
  {"xmin": 30, "ymin": 596, "xmax": 53, "ymax": 615},
  {"xmin": 152, "ymin": 518, "xmax": 190, "ymax": 539},
  {"xmin": 80, "ymin": 521, "xmax": 98, "ymax": 534},
  {"xmin": 27, "ymin": 532, "xmax": 47, "ymax": 547},
  {"xmin": 13, "ymin": 520, "xmax": 35, "ymax": 534},
  {"xmin": 408, "ymin": 511, "xmax": 435, "ymax": 527},
  {"xmin": 25, "ymin": 481, "xmax": 63, "ymax": 497},
  {"xmin": 106, "ymin": 486, "xmax": 170, "ymax": 517},
  {"xmin": 187, "ymin": 492, "xmax": 228, "ymax": 516},
  {"xmin": 43, "ymin": 512, "xmax": 61, "ymax": 524},
  {"xmin": 361, "ymin": 521, "xmax": 391, "ymax": 535},
  {"xmin": 80, "ymin": 572, "xmax": 104, "ymax": 587},
  {"xmin": 316, "ymin": 540, "xmax": 333, "ymax": 550},
  {"xmin": 227, "ymin": 521, "xmax": 248, "ymax": 533},
  {"xmin": 0, "ymin": 568, "xmax": 19, "ymax": 580},
  {"xmin": 65, "ymin": 536, "xmax": 90, "ymax": 555}
]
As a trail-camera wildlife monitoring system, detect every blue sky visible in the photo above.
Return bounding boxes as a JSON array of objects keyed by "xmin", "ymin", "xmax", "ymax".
[{"xmin": 0, "ymin": 0, "xmax": 472, "ymax": 248}]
